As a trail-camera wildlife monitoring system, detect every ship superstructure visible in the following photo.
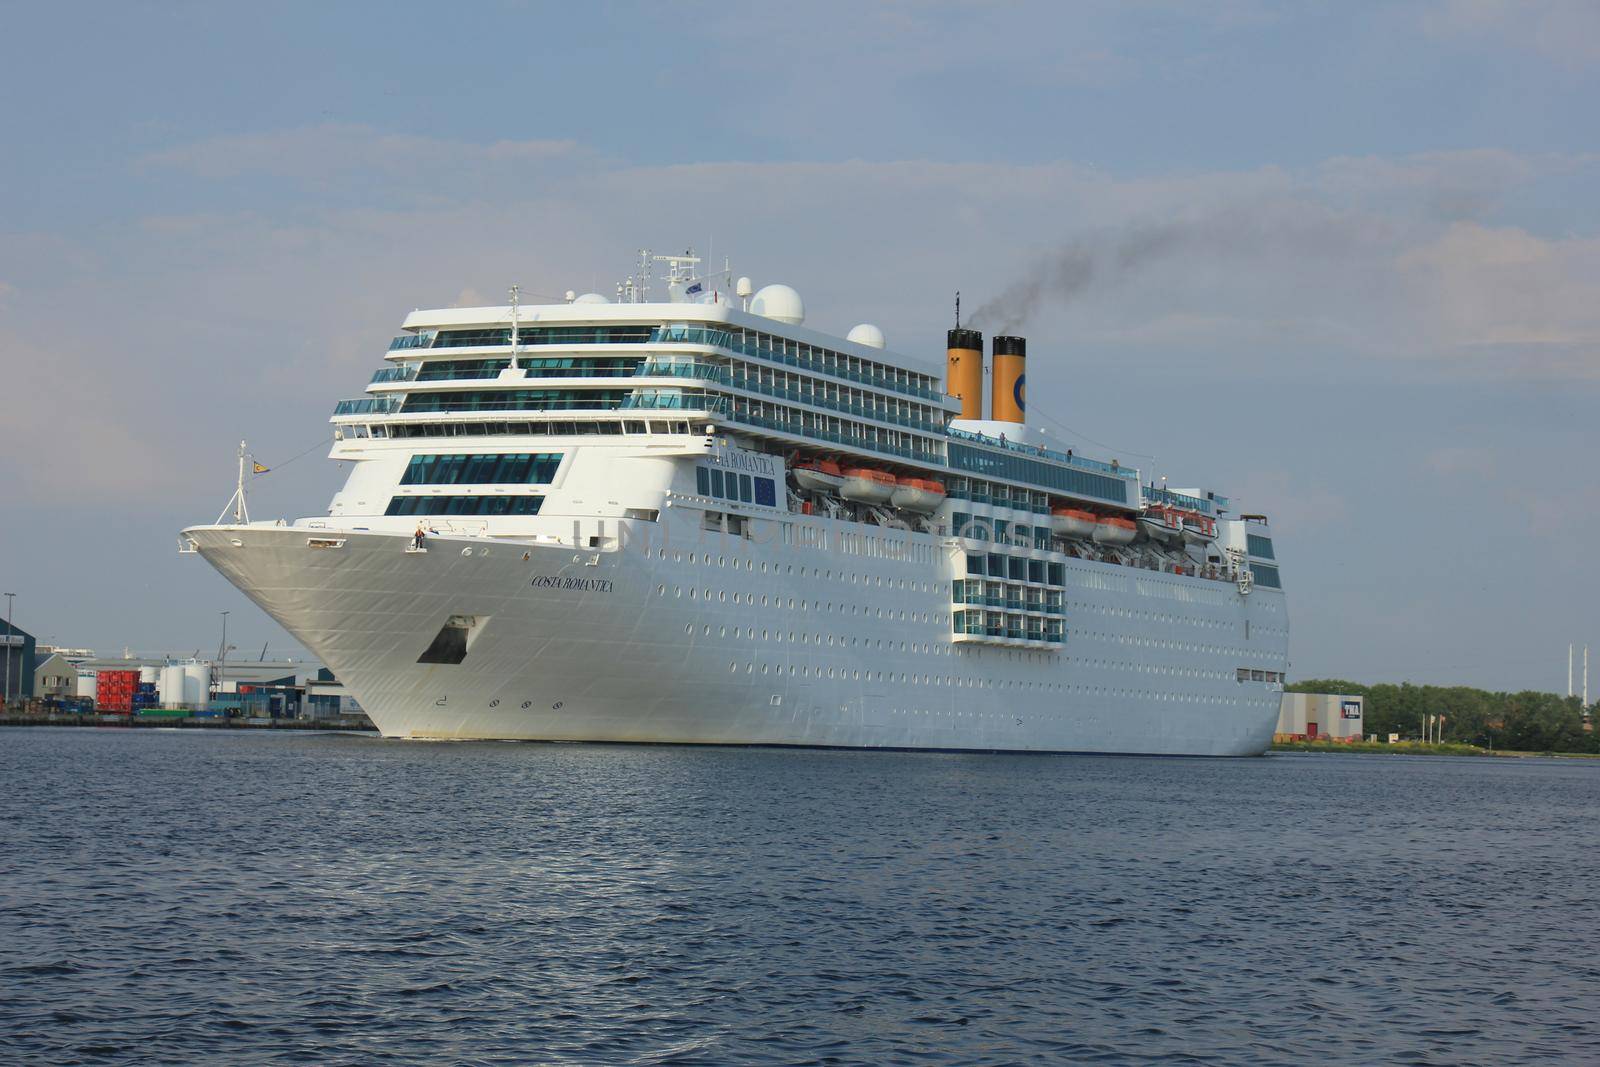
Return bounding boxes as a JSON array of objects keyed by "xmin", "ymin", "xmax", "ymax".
[{"xmin": 184, "ymin": 251, "xmax": 1288, "ymax": 754}]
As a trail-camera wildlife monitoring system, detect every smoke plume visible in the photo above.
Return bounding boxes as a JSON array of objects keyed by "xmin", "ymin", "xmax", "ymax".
[
  {"xmin": 969, "ymin": 221, "xmax": 1191, "ymax": 334},
  {"xmin": 967, "ymin": 204, "xmax": 1375, "ymax": 335}
]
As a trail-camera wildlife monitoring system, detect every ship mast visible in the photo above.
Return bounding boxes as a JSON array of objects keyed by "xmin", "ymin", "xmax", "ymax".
[
  {"xmin": 509, "ymin": 283, "xmax": 521, "ymax": 371},
  {"xmin": 215, "ymin": 440, "xmax": 251, "ymax": 525}
]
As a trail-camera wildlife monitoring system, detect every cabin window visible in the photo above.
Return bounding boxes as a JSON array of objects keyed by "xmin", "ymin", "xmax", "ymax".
[{"xmin": 385, "ymin": 495, "xmax": 543, "ymax": 516}]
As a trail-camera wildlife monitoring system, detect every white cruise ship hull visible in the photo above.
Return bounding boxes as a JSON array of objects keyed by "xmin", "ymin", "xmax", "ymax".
[{"xmin": 186, "ymin": 517, "xmax": 1287, "ymax": 756}]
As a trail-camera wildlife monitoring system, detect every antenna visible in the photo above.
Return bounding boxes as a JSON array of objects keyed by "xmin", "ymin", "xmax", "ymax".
[
  {"xmin": 955, "ymin": 291, "xmax": 961, "ymax": 329},
  {"xmin": 635, "ymin": 248, "xmax": 653, "ymax": 302},
  {"xmin": 509, "ymin": 284, "xmax": 521, "ymax": 370}
]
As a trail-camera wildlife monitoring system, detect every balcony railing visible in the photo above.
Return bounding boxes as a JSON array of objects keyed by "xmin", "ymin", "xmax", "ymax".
[
  {"xmin": 388, "ymin": 332, "xmax": 435, "ymax": 351},
  {"xmin": 1144, "ymin": 485, "xmax": 1215, "ymax": 513},
  {"xmin": 648, "ymin": 325, "xmax": 948, "ymax": 403},
  {"xmin": 723, "ymin": 406, "xmax": 943, "ymax": 466},
  {"xmin": 947, "ymin": 427, "xmax": 1137, "ymax": 481},
  {"xmin": 370, "ymin": 365, "xmax": 419, "ymax": 383},
  {"xmin": 334, "ymin": 396, "xmax": 404, "ymax": 415}
]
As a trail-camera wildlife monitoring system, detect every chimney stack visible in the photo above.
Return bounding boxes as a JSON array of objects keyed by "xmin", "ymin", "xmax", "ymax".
[
  {"xmin": 946, "ymin": 328, "xmax": 983, "ymax": 420},
  {"xmin": 990, "ymin": 335, "xmax": 1026, "ymax": 424}
]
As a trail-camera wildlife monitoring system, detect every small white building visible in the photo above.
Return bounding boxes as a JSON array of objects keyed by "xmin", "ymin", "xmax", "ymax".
[{"xmin": 1277, "ymin": 693, "xmax": 1363, "ymax": 742}]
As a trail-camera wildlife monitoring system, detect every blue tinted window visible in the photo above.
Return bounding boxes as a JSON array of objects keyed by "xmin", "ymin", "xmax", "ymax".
[
  {"xmin": 385, "ymin": 495, "xmax": 543, "ymax": 516},
  {"xmin": 1247, "ymin": 534, "xmax": 1276, "ymax": 560},
  {"xmin": 947, "ymin": 442, "xmax": 1129, "ymax": 505},
  {"xmin": 696, "ymin": 466, "xmax": 710, "ymax": 496},
  {"xmin": 739, "ymin": 474, "xmax": 753, "ymax": 503},
  {"xmin": 710, "ymin": 469, "xmax": 725, "ymax": 498},
  {"xmin": 400, "ymin": 453, "xmax": 561, "ymax": 485},
  {"xmin": 1252, "ymin": 563, "xmax": 1282, "ymax": 588}
]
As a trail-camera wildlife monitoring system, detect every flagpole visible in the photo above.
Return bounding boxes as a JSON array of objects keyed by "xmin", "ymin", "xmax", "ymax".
[{"xmin": 215, "ymin": 440, "xmax": 251, "ymax": 525}]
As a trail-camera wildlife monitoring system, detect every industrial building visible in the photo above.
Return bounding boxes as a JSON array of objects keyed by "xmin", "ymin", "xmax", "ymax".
[
  {"xmin": 1276, "ymin": 692, "xmax": 1364, "ymax": 742},
  {"xmin": 1, "ymin": 619, "xmax": 37, "ymax": 703},
  {"xmin": 32, "ymin": 651, "xmax": 78, "ymax": 699}
]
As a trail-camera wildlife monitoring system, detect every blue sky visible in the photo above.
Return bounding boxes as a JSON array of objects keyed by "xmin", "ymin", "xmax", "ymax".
[{"xmin": 2, "ymin": 1, "xmax": 1597, "ymax": 690}]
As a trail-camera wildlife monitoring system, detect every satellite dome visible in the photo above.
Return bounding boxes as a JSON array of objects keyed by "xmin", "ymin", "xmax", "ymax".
[
  {"xmin": 572, "ymin": 292, "xmax": 611, "ymax": 305},
  {"xmin": 749, "ymin": 283, "xmax": 805, "ymax": 325},
  {"xmin": 846, "ymin": 323, "xmax": 886, "ymax": 349}
]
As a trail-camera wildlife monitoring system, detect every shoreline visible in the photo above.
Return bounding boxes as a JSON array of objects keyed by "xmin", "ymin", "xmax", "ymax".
[
  {"xmin": 1271, "ymin": 739, "xmax": 1600, "ymax": 759},
  {"xmin": 0, "ymin": 714, "xmax": 376, "ymax": 733}
]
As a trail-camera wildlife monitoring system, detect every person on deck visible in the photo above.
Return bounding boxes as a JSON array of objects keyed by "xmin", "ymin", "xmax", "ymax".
[{"xmin": 413, "ymin": 524, "xmax": 426, "ymax": 551}]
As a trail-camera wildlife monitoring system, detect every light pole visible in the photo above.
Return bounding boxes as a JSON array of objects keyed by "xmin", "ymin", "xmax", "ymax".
[
  {"xmin": 3, "ymin": 592, "xmax": 14, "ymax": 706},
  {"xmin": 215, "ymin": 611, "xmax": 230, "ymax": 697}
]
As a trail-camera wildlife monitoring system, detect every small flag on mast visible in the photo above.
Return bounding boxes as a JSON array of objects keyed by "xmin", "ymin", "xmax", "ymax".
[{"xmin": 252, "ymin": 461, "xmax": 270, "ymax": 474}]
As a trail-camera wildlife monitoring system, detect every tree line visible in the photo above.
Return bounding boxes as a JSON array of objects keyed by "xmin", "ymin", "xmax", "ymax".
[{"xmin": 1288, "ymin": 680, "xmax": 1597, "ymax": 753}]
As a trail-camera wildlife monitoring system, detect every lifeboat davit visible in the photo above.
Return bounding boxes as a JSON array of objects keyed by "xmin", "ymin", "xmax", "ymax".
[
  {"xmin": 794, "ymin": 459, "xmax": 844, "ymax": 493},
  {"xmin": 891, "ymin": 477, "xmax": 946, "ymax": 513},
  {"xmin": 1181, "ymin": 512, "xmax": 1217, "ymax": 545},
  {"xmin": 1050, "ymin": 507, "xmax": 1098, "ymax": 540},
  {"xmin": 1140, "ymin": 506, "xmax": 1184, "ymax": 545},
  {"xmin": 1093, "ymin": 516, "xmax": 1138, "ymax": 546},
  {"xmin": 840, "ymin": 467, "xmax": 896, "ymax": 504}
]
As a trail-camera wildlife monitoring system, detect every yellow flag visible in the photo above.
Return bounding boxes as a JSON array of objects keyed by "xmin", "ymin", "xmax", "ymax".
[{"xmin": 252, "ymin": 462, "xmax": 270, "ymax": 474}]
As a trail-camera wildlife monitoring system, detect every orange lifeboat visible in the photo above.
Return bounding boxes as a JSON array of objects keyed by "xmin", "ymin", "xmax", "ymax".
[
  {"xmin": 840, "ymin": 467, "xmax": 896, "ymax": 504},
  {"xmin": 1181, "ymin": 512, "xmax": 1217, "ymax": 545},
  {"xmin": 890, "ymin": 477, "xmax": 946, "ymax": 513},
  {"xmin": 1139, "ymin": 505, "xmax": 1184, "ymax": 545},
  {"xmin": 1092, "ymin": 515, "xmax": 1138, "ymax": 546},
  {"xmin": 1050, "ymin": 507, "xmax": 1098, "ymax": 540},
  {"xmin": 793, "ymin": 459, "xmax": 844, "ymax": 493}
]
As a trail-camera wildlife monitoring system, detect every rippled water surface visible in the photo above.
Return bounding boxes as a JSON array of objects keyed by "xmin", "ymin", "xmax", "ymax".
[{"xmin": 3, "ymin": 728, "xmax": 1599, "ymax": 1064}]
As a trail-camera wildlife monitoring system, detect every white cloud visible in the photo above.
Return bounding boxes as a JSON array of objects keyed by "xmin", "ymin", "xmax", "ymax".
[
  {"xmin": 1397, "ymin": 221, "xmax": 1600, "ymax": 376},
  {"xmin": 138, "ymin": 124, "xmax": 581, "ymax": 181},
  {"xmin": 1424, "ymin": 0, "xmax": 1600, "ymax": 62}
]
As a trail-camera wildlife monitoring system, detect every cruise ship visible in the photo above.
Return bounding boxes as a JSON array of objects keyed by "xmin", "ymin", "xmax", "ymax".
[{"xmin": 183, "ymin": 251, "xmax": 1289, "ymax": 755}]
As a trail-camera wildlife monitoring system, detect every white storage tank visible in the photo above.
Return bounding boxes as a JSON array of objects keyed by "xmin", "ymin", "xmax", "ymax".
[
  {"xmin": 139, "ymin": 666, "xmax": 159, "ymax": 685},
  {"xmin": 183, "ymin": 663, "xmax": 211, "ymax": 711},
  {"xmin": 160, "ymin": 665, "xmax": 188, "ymax": 708}
]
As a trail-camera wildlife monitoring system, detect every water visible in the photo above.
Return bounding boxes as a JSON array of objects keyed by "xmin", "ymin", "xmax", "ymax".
[{"xmin": 3, "ymin": 729, "xmax": 1598, "ymax": 1065}]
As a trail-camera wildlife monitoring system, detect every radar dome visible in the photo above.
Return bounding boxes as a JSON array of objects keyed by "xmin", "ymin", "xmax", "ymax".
[
  {"xmin": 572, "ymin": 292, "xmax": 611, "ymax": 305},
  {"xmin": 846, "ymin": 323, "xmax": 886, "ymax": 349},
  {"xmin": 749, "ymin": 284, "xmax": 805, "ymax": 325},
  {"xmin": 735, "ymin": 276, "xmax": 754, "ymax": 298}
]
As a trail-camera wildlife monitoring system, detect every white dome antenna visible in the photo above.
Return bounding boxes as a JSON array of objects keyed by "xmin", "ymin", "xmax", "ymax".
[
  {"xmin": 735, "ymin": 276, "xmax": 754, "ymax": 311},
  {"xmin": 847, "ymin": 323, "xmax": 886, "ymax": 349},
  {"xmin": 749, "ymin": 283, "xmax": 804, "ymax": 325},
  {"xmin": 564, "ymin": 290, "xmax": 576, "ymax": 303}
]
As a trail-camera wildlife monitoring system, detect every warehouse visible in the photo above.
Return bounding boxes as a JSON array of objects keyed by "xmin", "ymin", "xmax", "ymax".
[
  {"xmin": 1276, "ymin": 692, "xmax": 1364, "ymax": 742},
  {"xmin": 1, "ymin": 619, "xmax": 36, "ymax": 703}
]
